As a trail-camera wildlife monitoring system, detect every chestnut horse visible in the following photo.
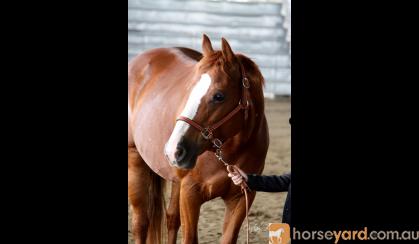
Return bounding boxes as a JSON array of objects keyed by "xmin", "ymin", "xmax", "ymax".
[{"xmin": 128, "ymin": 34, "xmax": 269, "ymax": 244}]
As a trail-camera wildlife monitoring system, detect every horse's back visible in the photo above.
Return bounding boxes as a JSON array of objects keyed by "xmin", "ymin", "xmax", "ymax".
[
  {"xmin": 128, "ymin": 48, "xmax": 202, "ymax": 107},
  {"xmin": 129, "ymin": 47, "xmax": 201, "ymax": 85}
]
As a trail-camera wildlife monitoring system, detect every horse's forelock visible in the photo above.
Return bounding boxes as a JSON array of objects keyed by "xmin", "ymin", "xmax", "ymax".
[
  {"xmin": 199, "ymin": 52, "xmax": 264, "ymax": 89},
  {"xmin": 198, "ymin": 51, "xmax": 224, "ymax": 72}
]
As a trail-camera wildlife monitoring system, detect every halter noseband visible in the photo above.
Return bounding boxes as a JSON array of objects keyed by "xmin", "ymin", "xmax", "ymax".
[{"xmin": 176, "ymin": 61, "xmax": 251, "ymax": 140}]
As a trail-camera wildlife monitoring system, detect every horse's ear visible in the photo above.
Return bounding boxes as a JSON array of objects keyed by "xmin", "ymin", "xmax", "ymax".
[
  {"xmin": 202, "ymin": 34, "xmax": 214, "ymax": 56},
  {"xmin": 221, "ymin": 37, "xmax": 236, "ymax": 63}
]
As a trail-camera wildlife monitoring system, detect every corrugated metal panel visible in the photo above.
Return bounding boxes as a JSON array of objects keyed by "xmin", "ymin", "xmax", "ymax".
[{"xmin": 128, "ymin": 0, "xmax": 290, "ymax": 95}]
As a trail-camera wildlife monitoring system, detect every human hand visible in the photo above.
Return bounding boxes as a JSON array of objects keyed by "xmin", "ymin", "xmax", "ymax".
[{"xmin": 227, "ymin": 167, "xmax": 248, "ymax": 186}]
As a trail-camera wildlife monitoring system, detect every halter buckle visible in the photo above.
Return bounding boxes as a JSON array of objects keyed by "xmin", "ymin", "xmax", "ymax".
[
  {"xmin": 239, "ymin": 99, "xmax": 250, "ymax": 109},
  {"xmin": 201, "ymin": 128, "xmax": 213, "ymax": 140},
  {"xmin": 242, "ymin": 77, "xmax": 250, "ymax": 88}
]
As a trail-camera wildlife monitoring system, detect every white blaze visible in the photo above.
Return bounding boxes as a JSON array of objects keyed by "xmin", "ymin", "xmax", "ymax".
[{"xmin": 164, "ymin": 73, "xmax": 212, "ymax": 164}]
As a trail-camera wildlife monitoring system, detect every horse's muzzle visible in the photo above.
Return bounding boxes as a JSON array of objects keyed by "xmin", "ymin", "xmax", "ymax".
[
  {"xmin": 165, "ymin": 137, "xmax": 199, "ymax": 169},
  {"xmin": 175, "ymin": 144, "xmax": 187, "ymax": 162},
  {"xmin": 177, "ymin": 138, "xmax": 199, "ymax": 168}
]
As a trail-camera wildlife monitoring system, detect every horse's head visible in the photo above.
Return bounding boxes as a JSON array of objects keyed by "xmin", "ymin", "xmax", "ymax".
[{"xmin": 165, "ymin": 34, "xmax": 255, "ymax": 169}]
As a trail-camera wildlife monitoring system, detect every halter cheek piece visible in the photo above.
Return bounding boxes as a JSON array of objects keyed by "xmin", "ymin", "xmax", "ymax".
[{"xmin": 176, "ymin": 61, "xmax": 251, "ymax": 141}]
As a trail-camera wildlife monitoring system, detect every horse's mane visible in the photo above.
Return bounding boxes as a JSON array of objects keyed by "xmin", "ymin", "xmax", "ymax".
[
  {"xmin": 236, "ymin": 53, "xmax": 266, "ymax": 114},
  {"xmin": 236, "ymin": 53, "xmax": 265, "ymax": 88}
]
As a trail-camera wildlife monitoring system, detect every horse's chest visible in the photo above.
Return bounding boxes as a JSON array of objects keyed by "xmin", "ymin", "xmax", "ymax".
[{"xmin": 198, "ymin": 173, "xmax": 230, "ymax": 200}]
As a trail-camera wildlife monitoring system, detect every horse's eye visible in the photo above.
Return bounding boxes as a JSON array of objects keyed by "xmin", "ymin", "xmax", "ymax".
[{"xmin": 212, "ymin": 92, "xmax": 225, "ymax": 103}]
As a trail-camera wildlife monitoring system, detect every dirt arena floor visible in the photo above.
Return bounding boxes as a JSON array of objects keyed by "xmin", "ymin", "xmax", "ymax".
[{"xmin": 129, "ymin": 98, "xmax": 291, "ymax": 243}]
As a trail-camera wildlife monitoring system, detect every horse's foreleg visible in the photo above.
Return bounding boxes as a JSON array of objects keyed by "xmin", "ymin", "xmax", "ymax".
[
  {"xmin": 179, "ymin": 178, "xmax": 203, "ymax": 244},
  {"xmin": 221, "ymin": 190, "xmax": 256, "ymax": 244},
  {"xmin": 167, "ymin": 181, "xmax": 181, "ymax": 244},
  {"xmin": 128, "ymin": 147, "xmax": 150, "ymax": 244}
]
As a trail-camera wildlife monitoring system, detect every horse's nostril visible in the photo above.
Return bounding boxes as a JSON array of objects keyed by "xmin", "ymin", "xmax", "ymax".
[{"xmin": 175, "ymin": 145, "xmax": 187, "ymax": 161}]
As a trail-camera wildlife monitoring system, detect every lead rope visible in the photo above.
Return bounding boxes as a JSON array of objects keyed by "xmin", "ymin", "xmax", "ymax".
[{"xmin": 212, "ymin": 138, "xmax": 250, "ymax": 244}]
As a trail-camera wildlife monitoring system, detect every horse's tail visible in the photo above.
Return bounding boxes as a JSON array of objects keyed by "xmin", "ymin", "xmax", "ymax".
[{"xmin": 147, "ymin": 169, "xmax": 165, "ymax": 244}]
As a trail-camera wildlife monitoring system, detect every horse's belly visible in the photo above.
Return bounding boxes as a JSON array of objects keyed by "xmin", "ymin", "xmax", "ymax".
[{"xmin": 131, "ymin": 82, "xmax": 183, "ymax": 182}]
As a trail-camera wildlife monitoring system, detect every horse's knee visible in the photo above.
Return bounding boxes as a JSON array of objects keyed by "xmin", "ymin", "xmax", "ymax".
[
  {"xmin": 166, "ymin": 211, "xmax": 180, "ymax": 230},
  {"xmin": 182, "ymin": 233, "xmax": 199, "ymax": 244},
  {"xmin": 128, "ymin": 148, "xmax": 152, "ymax": 243},
  {"xmin": 128, "ymin": 148, "xmax": 150, "ymax": 206},
  {"xmin": 130, "ymin": 189, "xmax": 151, "ymax": 243},
  {"xmin": 131, "ymin": 211, "xmax": 149, "ymax": 243},
  {"xmin": 220, "ymin": 236, "xmax": 237, "ymax": 244}
]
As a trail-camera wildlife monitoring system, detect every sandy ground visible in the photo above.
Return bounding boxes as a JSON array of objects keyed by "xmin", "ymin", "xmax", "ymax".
[{"xmin": 129, "ymin": 98, "xmax": 291, "ymax": 243}]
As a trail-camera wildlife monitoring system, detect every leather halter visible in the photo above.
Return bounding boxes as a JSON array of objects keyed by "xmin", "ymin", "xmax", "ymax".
[{"xmin": 176, "ymin": 61, "xmax": 251, "ymax": 140}]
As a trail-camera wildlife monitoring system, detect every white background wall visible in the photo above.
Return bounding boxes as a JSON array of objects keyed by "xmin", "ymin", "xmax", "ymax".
[{"xmin": 128, "ymin": 0, "xmax": 291, "ymax": 96}]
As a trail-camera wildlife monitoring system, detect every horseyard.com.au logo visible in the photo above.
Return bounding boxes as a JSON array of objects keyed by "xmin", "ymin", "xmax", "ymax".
[{"xmin": 268, "ymin": 223, "xmax": 291, "ymax": 244}]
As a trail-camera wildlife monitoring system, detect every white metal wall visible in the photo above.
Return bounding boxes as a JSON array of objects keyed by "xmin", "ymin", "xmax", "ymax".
[{"xmin": 128, "ymin": 0, "xmax": 290, "ymax": 96}]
